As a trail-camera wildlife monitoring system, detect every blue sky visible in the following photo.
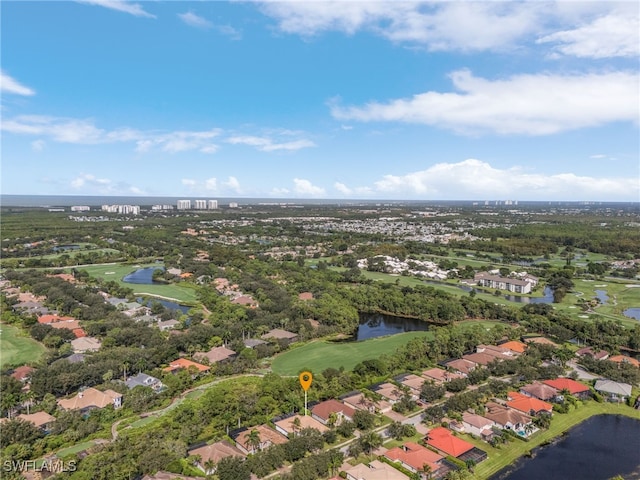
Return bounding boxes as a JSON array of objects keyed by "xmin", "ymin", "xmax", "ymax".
[{"xmin": 2, "ymin": 1, "xmax": 638, "ymax": 201}]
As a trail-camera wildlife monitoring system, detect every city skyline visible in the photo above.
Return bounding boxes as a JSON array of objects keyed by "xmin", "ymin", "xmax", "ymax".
[{"xmin": 1, "ymin": 1, "xmax": 638, "ymax": 201}]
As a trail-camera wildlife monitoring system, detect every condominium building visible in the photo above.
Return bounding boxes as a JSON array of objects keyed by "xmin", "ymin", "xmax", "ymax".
[
  {"xmin": 177, "ymin": 200, "xmax": 191, "ymax": 210},
  {"xmin": 207, "ymin": 200, "xmax": 218, "ymax": 210}
]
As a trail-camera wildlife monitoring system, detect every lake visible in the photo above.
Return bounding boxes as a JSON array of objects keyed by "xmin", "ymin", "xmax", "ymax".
[
  {"xmin": 490, "ymin": 415, "xmax": 640, "ymax": 480},
  {"xmin": 356, "ymin": 313, "xmax": 430, "ymax": 341},
  {"xmin": 122, "ymin": 267, "xmax": 164, "ymax": 284},
  {"xmin": 624, "ymin": 308, "xmax": 640, "ymax": 320},
  {"xmin": 595, "ymin": 289, "xmax": 609, "ymax": 304},
  {"xmin": 136, "ymin": 297, "xmax": 191, "ymax": 315}
]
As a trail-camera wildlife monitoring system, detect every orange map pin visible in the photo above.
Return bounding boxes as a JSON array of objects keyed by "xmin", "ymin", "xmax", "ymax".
[{"xmin": 299, "ymin": 371, "xmax": 313, "ymax": 391}]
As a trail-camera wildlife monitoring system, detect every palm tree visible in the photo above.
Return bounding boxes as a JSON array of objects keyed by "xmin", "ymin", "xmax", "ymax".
[
  {"xmin": 247, "ymin": 429, "xmax": 262, "ymax": 453},
  {"xmin": 203, "ymin": 458, "xmax": 215, "ymax": 475},
  {"xmin": 290, "ymin": 416, "xmax": 302, "ymax": 436},
  {"xmin": 327, "ymin": 411, "xmax": 339, "ymax": 428},
  {"xmin": 358, "ymin": 431, "xmax": 383, "ymax": 455}
]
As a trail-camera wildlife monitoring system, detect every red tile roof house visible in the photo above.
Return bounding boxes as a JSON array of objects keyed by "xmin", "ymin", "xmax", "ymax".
[
  {"xmin": 163, "ymin": 358, "xmax": 210, "ymax": 377},
  {"xmin": 57, "ymin": 387, "xmax": 123, "ymax": 413},
  {"xmin": 507, "ymin": 392, "xmax": 553, "ymax": 416},
  {"xmin": 37, "ymin": 314, "xmax": 75, "ymax": 324},
  {"xmin": 233, "ymin": 424, "xmax": 288, "ymax": 455},
  {"xmin": 519, "ymin": 381, "xmax": 558, "ymax": 402},
  {"xmin": 425, "ymin": 427, "xmax": 476, "ymax": 459},
  {"xmin": 542, "ymin": 378, "xmax": 591, "ymax": 399},
  {"xmin": 608, "ymin": 355, "xmax": 640, "ymax": 368},
  {"xmin": 10, "ymin": 366, "xmax": 35, "ymax": 383},
  {"xmin": 384, "ymin": 442, "xmax": 445, "ymax": 477},
  {"xmin": 298, "ymin": 292, "xmax": 314, "ymax": 301},
  {"xmin": 498, "ymin": 340, "xmax": 527, "ymax": 354},
  {"xmin": 188, "ymin": 440, "xmax": 245, "ymax": 475},
  {"xmin": 311, "ymin": 399, "xmax": 356, "ymax": 426}
]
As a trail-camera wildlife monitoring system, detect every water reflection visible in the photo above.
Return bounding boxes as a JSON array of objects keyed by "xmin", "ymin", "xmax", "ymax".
[{"xmin": 356, "ymin": 313, "xmax": 429, "ymax": 341}]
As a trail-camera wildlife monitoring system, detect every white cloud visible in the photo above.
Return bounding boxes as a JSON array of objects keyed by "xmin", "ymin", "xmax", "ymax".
[
  {"xmin": 31, "ymin": 140, "xmax": 45, "ymax": 152},
  {"xmin": 182, "ymin": 179, "xmax": 197, "ymax": 187},
  {"xmin": 77, "ymin": 0, "xmax": 155, "ymax": 18},
  {"xmin": 178, "ymin": 11, "xmax": 212, "ymax": 29},
  {"xmin": 590, "ymin": 154, "xmax": 607, "ymax": 159},
  {"xmin": 224, "ymin": 176, "xmax": 242, "ymax": 193},
  {"xmin": 334, "ymin": 182, "xmax": 352, "ymax": 195},
  {"xmin": 70, "ymin": 173, "xmax": 146, "ymax": 194},
  {"xmin": 537, "ymin": 9, "xmax": 640, "ymax": 58},
  {"xmin": 226, "ymin": 134, "xmax": 315, "ymax": 152},
  {"xmin": 270, "ymin": 187, "xmax": 290, "ymax": 196},
  {"xmin": 215, "ymin": 24, "xmax": 242, "ymax": 40},
  {"xmin": 1, "ymin": 71, "xmax": 35, "ymax": 96},
  {"xmin": 293, "ymin": 178, "xmax": 325, "ymax": 197},
  {"xmin": 205, "ymin": 178, "xmax": 218, "ymax": 191},
  {"xmin": 71, "ymin": 173, "xmax": 112, "ymax": 189},
  {"xmin": 331, "ymin": 70, "xmax": 639, "ymax": 136},
  {"xmin": 1, "ymin": 115, "xmax": 221, "ymax": 153},
  {"xmin": 365, "ymin": 159, "xmax": 638, "ymax": 201}
]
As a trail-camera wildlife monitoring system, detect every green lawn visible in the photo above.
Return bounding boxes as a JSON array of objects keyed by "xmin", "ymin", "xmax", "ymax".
[
  {"xmin": 56, "ymin": 441, "xmax": 96, "ymax": 458},
  {"xmin": 271, "ymin": 331, "xmax": 434, "ymax": 375},
  {"xmin": 77, "ymin": 263, "xmax": 198, "ymax": 304},
  {"xmin": 469, "ymin": 402, "xmax": 640, "ymax": 479},
  {"xmin": 0, "ymin": 323, "xmax": 47, "ymax": 368}
]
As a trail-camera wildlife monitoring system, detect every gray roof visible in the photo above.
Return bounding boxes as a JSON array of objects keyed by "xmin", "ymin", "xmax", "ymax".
[
  {"xmin": 66, "ymin": 353, "xmax": 86, "ymax": 363},
  {"xmin": 594, "ymin": 379, "xmax": 632, "ymax": 397},
  {"xmin": 125, "ymin": 373, "xmax": 160, "ymax": 389},
  {"xmin": 244, "ymin": 338, "xmax": 267, "ymax": 348}
]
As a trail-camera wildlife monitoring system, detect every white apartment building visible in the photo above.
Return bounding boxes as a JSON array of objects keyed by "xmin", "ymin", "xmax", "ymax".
[
  {"xmin": 207, "ymin": 200, "xmax": 218, "ymax": 210},
  {"xmin": 71, "ymin": 206, "xmax": 90, "ymax": 212},
  {"xmin": 229, "ymin": 202, "xmax": 238, "ymax": 208},
  {"xmin": 177, "ymin": 200, "xmax": 191, "ymax": 210}
]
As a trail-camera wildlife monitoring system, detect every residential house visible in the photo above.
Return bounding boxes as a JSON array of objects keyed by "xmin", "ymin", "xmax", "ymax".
[
  {"xmin": 273, "ymin": 414, "xmax": 328, "ymax": 437},
  {"xmin": 384, "ymin": 442, "xmax": 445, "ymax": 478},
  {"xmin": 575, "ymin": 347, "xmax": 609, "ymax": 361},
  {"xmin": 484, "ymin": 402, "xmax": 532, "ymax": 432},
  {"xmin": 311, "ymin": 399, "xmax": 356, "ymax": 426},
  {"xmin": 125, "ymin": 373, "xmax": 164, "ymax": 392},
  {"xmin": 188, "ymin": 441, "xmax": 245, "ymax": 475},
  {"xmin": 443, "ymin": 358, "xmax": 476, "ymax": 376},
  {"xmin": 462, "ymin": 352, "xmax": 499, "ymax": 367},
  {"xmin": 157, "ymin": 319, "xmax": 180, "ymax": 331},
  {"xmin": 395, "ymin": 374, "xmax": 426, "ymax": 397},
  {"xmin": 231, "ymin": 295, "xmax": 259, "ymax": 308},
  {"xmin": 519, "ymin": 382, "xmax": 557, "ymax": 402},
  {"xmin": 498, "ymin": 340, "xmax": 527, "ymax": 354},
  {"xmin": 594, "ymin": 379, "xmax": 633, "ymax": 402},
  {"xmin": 243, "ymin": 338, "xmax": 267, "ymax": 349},
  {"xmin": 523, "ymin": 337, "xmax": 558, "ymax": 347},
  {"xmin": 37, "ymin": 314, "xmax": 75, "ymax": 324},
  {"xmin": 17, "ymin": 412, "xmax": 56, "ymax": 432},
  {"xmin": 425, "ymin": 427, "xmax": 477, "ymax": 459},
  {"xmin": 163, "ymin": 358, "xmax": 210, "ymax": 376},
  {"xmin": 344, "ymin": 460, "xmax": 410, "ymax": 480},
  {"xmin": 261, "ymin": 328, "xmax": 298, "ymax": 343},
  {"xmin": 10, "ymin": 366, "xmax": 35, "ymax": 383},
  {"xmin": 369, "ymin": 383, "xmax": 404, "ymax": 404},
  {"xmin": 507, "ymin": 392, "xmax": 553, "ymax": 416},
  {"xmin": 542, "ymin": 378, "xmax": 591, "ymax": 400},
  {"xmin": 71, "ymin": 336, "xmax": 102, "ymax": 353},
  {"xmin": 194, "ymin": 346, "xmax": 237, "ymax": 364},
  {"xmin": 460, "ymin": 412, "xmax": 496, "ymax": 439},
  {"xmin": 57, "ymin": 387, "xmax": 123, "ymax": 412},
  {"xmin": 298, "ymin": 292, "xmax": 314, "ymax": 301},
  {"xmin": 608, "ymin": 355, "xmax": 640, "ymax": 368},
  {"xmin": 65, "ymin": 353, "xmax": 86, "ymax": 364},
  {"xmin": 233, "ymin": 424, "xmax": 288, "ymax": 455},
  {"xmin": 422, "ymin": 368, "xmax": 463, "ymax": 384},
  {"xmin": 342, "ymin": 392, "xmax": 392, "ymax": 414}
]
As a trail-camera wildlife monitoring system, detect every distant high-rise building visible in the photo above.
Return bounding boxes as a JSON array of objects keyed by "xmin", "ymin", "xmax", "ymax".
[
  {"xmin": 177, "ymin": 200, "xmax": 191, "ymax": 210},
  {"xmin": 71, "ymin": 206, "xmax": 90, "ymax": 212},
  {"xmin": 228, "ymin": 202, "xmax": 238, "ymax": 208},
  {"xmin": 207, "ymin": 200, "xmax": 218, "ymax": 210},
  {"xmin": 194, "ymin": 200, "xmax": 207, "ymax": 210}
]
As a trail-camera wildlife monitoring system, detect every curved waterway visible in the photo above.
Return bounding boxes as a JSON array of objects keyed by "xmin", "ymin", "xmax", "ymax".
[
  {"xmin": 490, "ymin": 415, "xmax": 640, "ymax": 480},
  {"xmin": 122, "ymin": 266, "xmax": 164, "ymax": 284}
]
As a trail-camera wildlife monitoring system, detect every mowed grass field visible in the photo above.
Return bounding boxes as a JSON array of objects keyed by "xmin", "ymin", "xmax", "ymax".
[
  {"xmin": 77, "ymin": 263, "xmax": 198, "ymax": 304},
  {"xmin": 271, "ymin": 331, "xmax": 434, "ymax": 376},
  {"xmin": 0, "ymin": 323, "xmax": 46, "ymax": 367}
]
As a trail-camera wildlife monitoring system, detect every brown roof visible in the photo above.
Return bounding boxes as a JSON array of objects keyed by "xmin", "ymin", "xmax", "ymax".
[
  {"xmin": 463, "ymin": 352, "xmax": 497, "ymax": 366},
  {"xmin": 385, "ymin": 442, "xmax": 444, "ymax": 473},
  {"xmin": 261, "ymin": 329, "xmax": 298, "ymax": 340},
  {"xmin": 11, "ymin": 366, "xmax": 35, "ymax": 382},
  {"xmin": 273, "ymin": 414, "xmax": 328, "ymax": 434},
  {"xmin": 371, "ymin": 383, "xmax": 404, "ymax": 402},
  {"xmin": 194, "ymin": 346, "xmax": 236, "ymax": 363},
  {"xmin": 524, "ymin": 337, "xmax": 558, "ymax": 347},
  {"xmin": 608, "ymin": 355, "xmax": 640, "ymax": 368},
  {"xmin": 461, "ymin": 412, "xmax": 495, "ymax": 430},
  {"xmin": 311, "ymin": 399, "xmax": 356, "ymax": 421},
  {"xmin": 344, "ymin": 460, "xmax": 409, "ymax": 480},
  {"xmin": 57, "ymin": 388, "xmax": 122, "ymax": 411},
  {"xmin": 398, "ymin": 374, "xmax": 426, "ymax": 391},
  {"xmin": 188, "ymin": 440, "xmax": 244, "ymax": 465},
  {"xmin": 298, "ymin": 292, "xmax": 314, "ymax": 301},
  {"xmin": 422, "ymin": 368, "xmax": 464, "ymax": 383},
  {"xmin": 235, "ymin": 425, "xmax": 288, "ymax": 452},
  {"xmin": 484, "ymin": 401, "xmax": 532, "ymax": 428},
  {"xmin": 17, "ymin": 412, "xmax": 56, "ymax": 428},
  {"xmin": 444, "ymin": 358, "xmax": 476, "ymax": 374},
  {"xmin": 520, "ymin": 381, "xmax": 557, "ymax": 401}
]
